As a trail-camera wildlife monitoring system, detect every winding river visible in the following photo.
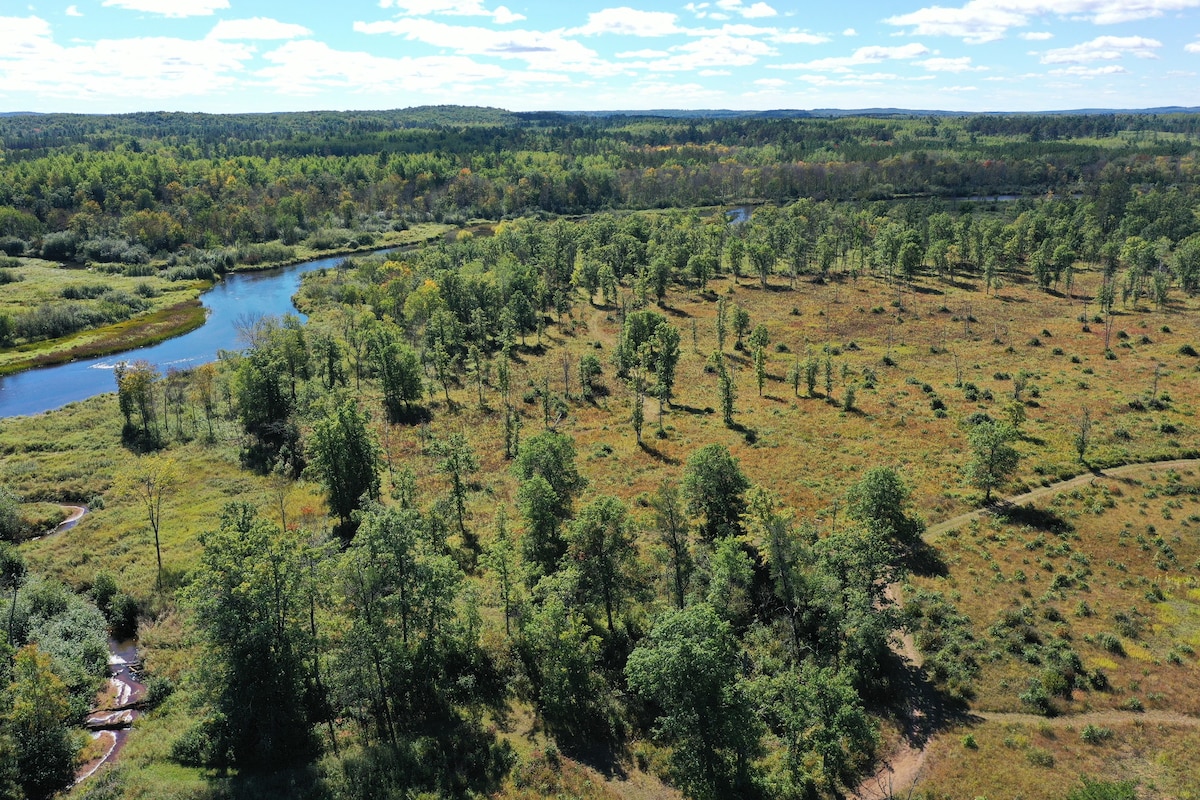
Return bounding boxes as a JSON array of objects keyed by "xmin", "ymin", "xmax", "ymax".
[{"xmin": 0, "ymin": 253, "xmax": 360, "ymax": 419}]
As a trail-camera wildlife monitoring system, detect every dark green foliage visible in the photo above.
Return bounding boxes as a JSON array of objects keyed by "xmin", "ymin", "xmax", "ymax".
[
  {"xmin": 682, "ymin": 444, "xmax": 751, "ymax": 541},
  {"xmin": 965, "ymin": 420, "xmax": 1020, "ymax": 502},
  {"xmin": 614, "ymin": 310, "xmax": 667, "ymax": 377},
  {"xmin": 1065, "ymin": 777, "xmax": 1138, "ymax": 800},
  {"xmin": 566, "ymin": 496, "xmax": 639, "ymax": 632},
  {"xmin": 307, "ymin": 398, "xmax": 381, "ymax": 534},
  {"xmin": 626, "ymin": 604, "xmax": 762, "ymax": 800},
  {"xmin": 751, "ymin": 662, "xmax": 877, "ymax": 797},
  {"xmin": 846, "ymin": 467, "xmax": 925, "ymax": 545},
  {"xmin": 513, "ymin": 430, "xmax": 586, "ymax": 520},
  {"xmin": 0, "ymin": 491, "xmax": 20, "ymax": 543},
  {"xmin": 185, "ymin": 504, "xmax": 317, "ymax": 767},
  {"xmin": 234, "ymin": 342, "xmax": 300, "ymax": 472},
  {"xmin": 520, "ymin": 592, "xmax": 616, "ymax": 745}
]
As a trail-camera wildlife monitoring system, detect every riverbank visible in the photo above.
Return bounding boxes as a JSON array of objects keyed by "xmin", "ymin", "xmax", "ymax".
[
  {"xmin": 0, "ymin": 223, "xmax": 455, "ymax": 380},
  {"xmin": 0, "ymin": 300, "xmax": 208, "ymax": 377}
]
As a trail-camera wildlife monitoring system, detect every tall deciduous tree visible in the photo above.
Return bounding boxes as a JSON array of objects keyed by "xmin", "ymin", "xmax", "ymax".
[
  {"xmin": 567, "ymin": 495, "xmax": 638, "ymax": 632},
  {"xmin": 185, "ymin": 504, "xmax": 316, "ymax": 767},
  {"xmin": 626, "ymin": 604, "xmax": 762, "ymax": 800},
  {"xmin": 682, "ymin": 444, "xmax": 751, "ymax": 541},
  {"xmin": 513, "ymin": 430, "xmax": 586, "ymax": 520},
  {"xmin": 432, "ymin": 431, "xmax": 479, "ymax": 538},
  {"xmin": 8, "ymin": 645, "xmax": 76, "ymax": 800},
  {"xmin": 115, "ymin": 455, "xmax": 177, "ymax": 590},
  {"xmin": 965, "ymin": 420, "xmax": 1020, "ymax": 502},
  {"xmin": 308, "ymin": 398, "xmax": 380, "ymax": 536},
  {"xmin": 651, "ymin": 480, "xmax": 691, "ymax": 610}
]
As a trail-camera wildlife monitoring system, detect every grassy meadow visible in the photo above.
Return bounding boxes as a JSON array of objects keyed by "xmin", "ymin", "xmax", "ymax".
[{"xmin": 2, "ymin": 224, "xmax": 1199, "ymax": 798}]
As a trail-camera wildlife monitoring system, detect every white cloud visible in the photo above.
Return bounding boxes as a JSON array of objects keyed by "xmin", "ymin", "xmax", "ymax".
[
  {"xmin": 1041, "ymin": 36, "xmax": 1162, "ymax": 64},
  {"xmin": 769, "ymin": 30, "xmax": 829, "ymax": 44},
  {"xmin": 773, "ymin": 42, "xmax": 930, "ymax": 71},
  {"xmin": 942, "ymin": 84, "xmax": 978, "ymax": 91},
  {"xmin": 742, "ymin": 3, "xmax": 778, "ymax": 18},
  {"xmin": 887, "ymin": 1, "xmax": 1200, "ymax": 43},
  {"xmin": 698, "ymin": 68, "xmax": 731, "ymax": 75},
  {"xmin": 376, "ymin": 0, "xmax": 524, "ymax": 23},
  {"xmin": 753, "ymin": 77, "xmax": 787, "ymax": 86},
  {"xmin": 570, "ymin": 8, "xmax": 681, "ymax": 36},
  {"xmin": 1187, "ymin": 37, "xmax": 1200, "ymax": 53},
  {"xmin": 258, "ymin": 39, "xmax": 566, "ymax": 96},
  {"xmin": 354, "ymin": 18, "xmax": 607, "ymax": 73},
  {"xmin": 65, "ymin": 5, "xmax": 82, "ymax": 16},
  {"xmin": 616, "ymin": 49, "xmax": 670, "ymax": 58},
  {"xmin": 794, "ymin": 71, "xmax": 901, "ymax": 87},
  {"xmin": 101, "ymin": 0, "xmax": 229, "ymax": 17},
  {"xmin": 0, "ymin": 15, "xmax": 253, "ymax": 97},
  {"xmin": 1048, "ymin": 64, "xmax": 1128, "ymax": 75},
  {"xmin": 884, "ymin": 5, "xmax": 1024, "ymax": 43},
  {"xmin": 921, "ymin": 56, "xmax": 986, "ymax": 71},
  {"xmin": 843, "ymin": 28, "xmax": 857, "ymax": 36},
  {"xmin": 643, "ymin": 33, "xmax": 775, "ymax": 71},
  {"xmin": 715, "ymin": 0, "xmax": 778, "ymax": 18},
  {"xmin": 1019, "ymin": 31, "xmax": 1053, "ymax": 40},
  {"xmin": 208, "ymin": 18, "xmax": 312, "ymax": 41}
]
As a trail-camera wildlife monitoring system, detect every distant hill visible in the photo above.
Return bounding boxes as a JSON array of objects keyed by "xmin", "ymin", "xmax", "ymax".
[{"xmin": 558, "ymin": 107, "xmax": 1200, "ymax": 120}]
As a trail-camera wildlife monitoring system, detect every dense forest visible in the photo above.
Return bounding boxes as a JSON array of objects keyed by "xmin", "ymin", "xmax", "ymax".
[{"xmin": 1, "ymin": 108, "xmax": 1200, "ymax": 800}]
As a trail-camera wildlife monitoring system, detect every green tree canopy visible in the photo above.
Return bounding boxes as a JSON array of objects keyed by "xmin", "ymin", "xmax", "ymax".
[{"xmin": 682, "ymin": 444, "xmax": 751, "ymax": 541}]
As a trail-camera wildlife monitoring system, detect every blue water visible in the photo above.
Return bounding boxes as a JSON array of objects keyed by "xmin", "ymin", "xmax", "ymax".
[{"xmin": 0, "ymin": 253, "xmax": 354, "ymax": 419}]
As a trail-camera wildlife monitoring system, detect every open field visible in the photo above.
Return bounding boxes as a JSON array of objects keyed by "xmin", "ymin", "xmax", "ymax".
[{"xmin": 3, "ymin": 198, "xmax": 1200, "ymax": 799}]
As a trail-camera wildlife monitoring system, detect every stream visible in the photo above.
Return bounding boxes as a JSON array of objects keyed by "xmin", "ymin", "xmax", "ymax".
[{"xmin": 76, "ymin": 638, "xmax": 145, "ymax": 784}]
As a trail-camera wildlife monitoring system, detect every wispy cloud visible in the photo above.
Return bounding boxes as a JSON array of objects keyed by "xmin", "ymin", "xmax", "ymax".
[
  {"xmin": 208, "ymin": 18, "xmax": 312, "ymax": 41},
  {"xmin": 101, "ymin": 0, "xmax": 229, "ymax": 17},
  {"xmin": 1040, "ymin": 35, "xmax": 1162, "ymax": 64},
  {"xmin": 65, "ymin": 5, "xmax": 82, "ymax": 16},
  {"xmin": 773, "ymin": 43, "xmax": 930, "ymax": 72},
  {"xmin": 1048, "ymin": 64, "xmax": 1128, "ymax": 75},
  {"xmin": 377, "ymin": 0, "xmax": 524, "ymax": 24},
  {"xmin": 354, "ymin": 18, "xmax": 608, "ymax": 73},
  {"xmin": 570, "ymin": 8, "xmax": 682, "ymax": 37},
  {"xmin": 921, "ymin": 56, "xmax": 986, "ymax": 72},
  {"xmin": 258, "ymin": 39, "xmax": 566, "ymax": 96},
  {"xmin": 0, "ymin": 15, "xmax": 253, "ymax": 97},
  {"xmin": 887, "ymin": 1, "xmax": 1200, "ymax": 43},
  {"xmin": 716, "ymin": 0, "xmax": 777, "ymax": 19}
]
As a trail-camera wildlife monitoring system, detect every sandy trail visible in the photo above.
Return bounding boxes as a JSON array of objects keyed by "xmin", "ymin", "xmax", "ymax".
[{"xmin": 853, "ymin": 458, "xmax": 1200, "ymax": 800}]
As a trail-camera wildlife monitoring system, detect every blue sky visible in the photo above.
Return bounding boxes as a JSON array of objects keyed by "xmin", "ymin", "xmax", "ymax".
[{"xmin": 3, "ymin": 0, "xmax": 1200, "ymax": 113}]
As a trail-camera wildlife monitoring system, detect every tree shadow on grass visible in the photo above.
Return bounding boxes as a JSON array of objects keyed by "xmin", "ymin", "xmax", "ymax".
[
  {"xmin": 674, "ymin": 403, "xmax": 714, "ymax": 416},
  {"xmin": 638, "ymin": 441, "xmax": 680, "ymax": 465},
  {"xmin": 994, "ymin": 502, "xmax": 1074, "ymax": 534},
  {"xmin": 903, "ymin": 537, "xmax": 948, "ymax": 578},
  {"xmin": 558, "ymin": 736, "xmax": 630, "ymax": 781}
]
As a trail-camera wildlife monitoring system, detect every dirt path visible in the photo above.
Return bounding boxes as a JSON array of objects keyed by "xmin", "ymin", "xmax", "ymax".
[
  {"xmin": 854, "ymin": 458, "xmax": 1200, "ymax": 800},
  {"xmin": 925, "ymin": 459, "xmax": 1200, "ymax": 538}
]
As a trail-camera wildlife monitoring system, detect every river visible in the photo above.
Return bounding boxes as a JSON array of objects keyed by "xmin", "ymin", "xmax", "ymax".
[{"xmin": 0, "ymin": 253, "xmax": 360, "ymax": 419}]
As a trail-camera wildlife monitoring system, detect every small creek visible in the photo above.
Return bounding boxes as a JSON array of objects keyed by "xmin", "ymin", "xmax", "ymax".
[{"xmin": 76, "ymin": 638, "xmax": 144, "ymax": 784}]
